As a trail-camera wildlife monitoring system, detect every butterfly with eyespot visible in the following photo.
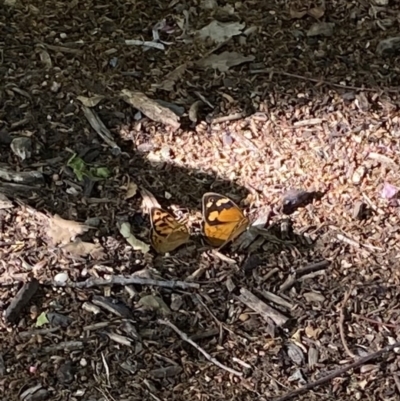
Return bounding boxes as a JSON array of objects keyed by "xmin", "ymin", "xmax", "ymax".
[
  {"xmin": 149, "ymin": 207, "xmax": 190, "ymax": 254},
  {"xmin": 202, "ymin": 192, "xmax": 250, "ymax": 249}
]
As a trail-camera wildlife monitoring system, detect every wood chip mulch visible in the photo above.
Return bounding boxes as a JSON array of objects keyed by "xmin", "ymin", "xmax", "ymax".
[{"xmin": 1, "ymin": 0, "xmax": 400, "ymax": 400}]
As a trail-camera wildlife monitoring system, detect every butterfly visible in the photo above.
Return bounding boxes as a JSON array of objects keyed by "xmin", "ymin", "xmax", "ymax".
[
  {"xmin": 202, "ymin": 192, "xmax": 250, "ymax": 249},
  {"xmin": 149, "ymin": 207, "xmax": 190, "ymax": 254}
]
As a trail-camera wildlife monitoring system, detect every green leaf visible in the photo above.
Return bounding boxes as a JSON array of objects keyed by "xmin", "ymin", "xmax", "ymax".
[
  {"xmin": 94, "ymin": 167, "xmax": 111, "ymax": 178},
  {"xmin": 67, "ymin": 155, "xmax": 87, "ymax": 181},
  {"xmin": 36, "ymin": 312, "xmax": 49, "ymax": 327},
  {"xmin": 67, "ymin": 154, "xmax": 111, "ymax": 181}
]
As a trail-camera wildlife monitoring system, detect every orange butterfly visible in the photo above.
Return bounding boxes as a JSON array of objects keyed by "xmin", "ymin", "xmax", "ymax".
[
  {"xmin": 149, "ymin": 207, "xmax": 190, "ymax": 254},
  {"xmin": 202, "ymin": 192, "xmax": 249, "ymax": 249}
]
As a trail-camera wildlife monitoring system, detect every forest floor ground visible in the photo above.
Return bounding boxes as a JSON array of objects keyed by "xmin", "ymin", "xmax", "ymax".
[{"xmin": 2, "ymin": 0, "xmax": 400, "ymax": 400}]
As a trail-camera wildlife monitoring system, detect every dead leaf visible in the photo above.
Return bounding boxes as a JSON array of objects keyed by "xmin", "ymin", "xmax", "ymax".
[
  {"xmin": 38, "ymin": 50, "xmax": 52, "ymax": 69},
  {"xmin": 139, "ymin": 187, "xmax": 161, "ymax": 212},
  {"xmin": 0, "ymin": 193, "xmax": 13, "ymax": 209},
  {"xmin": 188, "ymin": 100, "xmax": 203, "ymax": 123},
  {"xmin": 308, "ymin": 7, "xmax": 325, "ymax": 19},
  {"xmin": 197, "ymin": 20, "xmax": 245, "ymax": 43},
  {"xmin": 355, "ymin": 92, "xmax": 370, "ymax": 112},
  {"xmin": 131, "ymin": 267, "xmax": 163, "ymax": 280},
  {"xmin": 77, "ymin": 95, "xmax": 105, "ymax": 107},
  {"xmin": 201, "ymin": 0, "xmax": 218, "ymax": 10},
  {"xmin": 376, "ymin": 36, "xmax": 400, "ymax": 56},
  {"xmin": 120, "ymin": 90, "xmax": 180, "ymax": 130},
  {"xmin": 48, "ymin": 214, "xmax": 92, "ymax": 245},
  {"xmin": 307, "ymin": 22, "xmax": 335, "ymax": 37},
  {"xmin": 154, "ymin": 63, "xmax": 188, "ymax": 91},
  {"xmin": 289, "ymin": 8, "xmax": 307, "ymax": 19},
  {"xmin": 62, "ymin": 240, "xmax": 105, "ymax": 259},
  {"xmin": 219, "ymin": 4, "xmax": 236, "ymax": 15},
  {"xmin": 125, "ymin": 182, "xmax": 138, "ymax": 200},
  {"xmin": 119, "ymin": 222, "xmax": 150, "ymax": 254},
  {"xmin": 81, "ymin": 106, "xmax": 121, "ymax": 154},
  {"xmin": 4, "ymin": 0, "xmax": 17, "ymax": 7},
  {"xmin": 138, "ymin": 295, "xmax": 171, "ymax": 315},
  {"xmin": 196, "ymin": 51, "xmax": 255, "ymax": 72}
]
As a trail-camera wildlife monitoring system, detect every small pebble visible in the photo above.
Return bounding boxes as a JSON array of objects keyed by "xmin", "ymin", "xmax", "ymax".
[
  {"xmin": 239, "ymin": 313, "xmax": 249, "ymax": 321},
  {"xmin": 54, "ymin": 272, "xmax": 69, "ymax": 285},
  {"xmin": 352, "ymin": 166, "xmax": 367, "ymax": 184}
]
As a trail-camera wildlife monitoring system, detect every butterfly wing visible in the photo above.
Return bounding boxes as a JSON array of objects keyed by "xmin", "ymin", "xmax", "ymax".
[
  {"xmin": 150, "ymin": 207, "xmax": 190, "ymax": 254},
  {"xmin": 202, "ymin": 192, "xmax": 249, "ymax": 248}
]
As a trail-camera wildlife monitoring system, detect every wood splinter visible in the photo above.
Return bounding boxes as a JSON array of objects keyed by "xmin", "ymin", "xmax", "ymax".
[{"xmin": 237, "ymin": 288, "xmax": 289, "ymax": 327}]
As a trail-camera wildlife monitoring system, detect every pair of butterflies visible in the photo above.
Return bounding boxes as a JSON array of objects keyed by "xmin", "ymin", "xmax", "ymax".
[{"xmin": 149, "ymin": 192, "xmax": 250, "ymax": 254}]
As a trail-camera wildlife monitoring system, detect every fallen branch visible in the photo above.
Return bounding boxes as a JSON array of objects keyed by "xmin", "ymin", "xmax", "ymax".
[
  {"xmin": 274, "ymin": 340, "xmax": 400, "ymax": 401},
  {"xmin": 339, "ymin": 286, "xmax": 355, "ymax": 358},
  {"xmin": 54, "ymin": 276, "xmax": 200, "ymax": 290},
  {"xmin": 249, "ymin": 68, "xmax": 400, "ymax": 94},
  {"xmin": 158, "ymin": 319, "xmax": 243, "ymax": 377}
]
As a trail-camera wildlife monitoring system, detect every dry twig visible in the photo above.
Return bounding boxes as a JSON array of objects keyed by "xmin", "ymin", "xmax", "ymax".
[
  {"xmin": 249, "ymin": 68, "xmax": 400, "ymax": 94},
  {"xmin": 339, "ymin": 286, "xmax": 356, "ymax": 358},
  {"xmin": 352, "ymin": 313, "xmax": 400, "ymax": 329},
  {"xmin": 211, "ymin": 112, "xmax": 245, "ymax": 124},
  {"xmin": 274, "ymin": 340, "xmax": 400, "ymax": 401},
  {"xmin": 158, "ymin": 319, "xmax": 243, "ymax": 377},
  {"xmin": 55, "ymin": 276, "xmax": 199, "ymax": 290},
  {"xmin": 295, "ymin": 260, "xmax": 330, "ymax": 275}
]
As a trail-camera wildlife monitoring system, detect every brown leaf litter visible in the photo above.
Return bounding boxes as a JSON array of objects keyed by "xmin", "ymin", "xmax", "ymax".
[
  {"xmin": 48, "ymin": 214, "xmax": 93, "ymax": 245},
  {"xmin": 2, "ymin": 0, "xmax": 400, "ymax": 400}
]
